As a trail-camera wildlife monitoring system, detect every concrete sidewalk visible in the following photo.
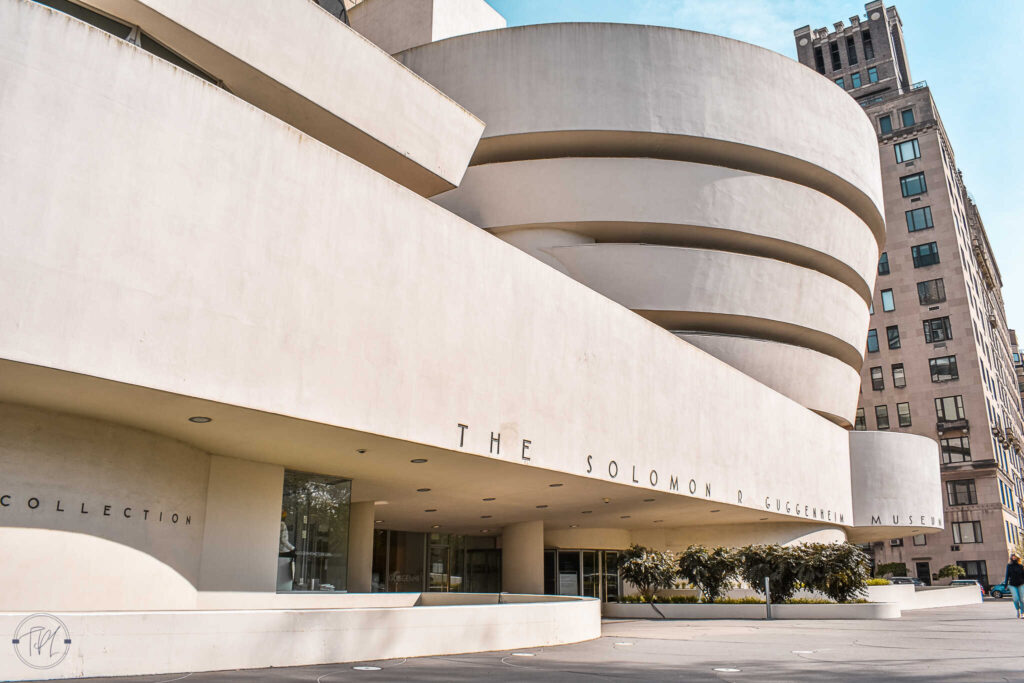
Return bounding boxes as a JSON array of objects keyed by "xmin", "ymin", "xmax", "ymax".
[{"xmin": 56, "ymin": 599, "xmax": 1024, "ymax": 682}]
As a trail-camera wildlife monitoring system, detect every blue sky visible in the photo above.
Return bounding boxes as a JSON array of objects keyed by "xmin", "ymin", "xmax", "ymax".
[{"xmin": 487, "ymin": 0, "xmax": 1024, "ymax": 330}]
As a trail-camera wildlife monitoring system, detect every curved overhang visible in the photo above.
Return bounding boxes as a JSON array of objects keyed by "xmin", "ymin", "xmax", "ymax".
[
  {"xmin": 675, "ymin": 333, "xmax": 861, "ymax": 426},
  {"xmin": 398, "ymin": 22, "xmax": 885, "ymax": 240},
  {"xmin": 549, "ymin": 244, "xmax": 869, "ymax": 369},
  {"xmin": 434, "ymin": 158, "xmax": 880, "ymax": 302},
  {"xmin": 847, "ymin": 431, "xmax": 944, "ymax": 543},
  {"xmin": 71, "ymin": 0, "xmax": 485, "ymax": 195}
]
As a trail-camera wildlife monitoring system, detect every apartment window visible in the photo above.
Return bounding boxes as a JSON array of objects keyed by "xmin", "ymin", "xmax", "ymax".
[
  {"xmin": 868, "ymin": 66, "xmax": 878, "ymax": 83},
  {"xmin": 917, "ymin": 278, "xmax": 946, "ymax": 305},
  {"xmin": 892, "ymin": 363, "xmax": 906, "ymax": 388},
  {"xmin": 923, "ymin": 317, "xmax": 953, "ymax": 343},
  {"xmin": 854, "ymin": 408, "xmax": 867, "ymax": 431},
  {"xmin": 875, "ymin": 405, "xmax": 890, "ymax": 430},
  {"xmin": 835, "ymin": 77, "xmax": 845, "ymax": 89},
  {"xmin": 867, "ymin": 329, "xmax": 879, "ymax": 353},
  {"xmin": 890, "ymin": 538, "xmax": 903, "ymax": 547},
  {"xmin": 862, "ymin": 29, "xmax": 875, "ymax": 59},
  {"xmin": 947, "ymin": 479, "xmax": 977, "ymax": 506},
  {"xmin": 897, "ymin": 402, "xmax": 912, "ymax": 427},
  {"xmin": 956, "ymin": 560, "xmax": 987, "ymax": 583},
  {"xmin": 878, "ymin": 252, "xmax": 890, "ymax": 275},
  {"xmin": 906, "ymin": 206, "xmax": 934, "ymax": 232},
  {"xmin": 930, "ymin": 355, "xmax": 959, "ymax": 382},
  {"xmin": 887, "ymin": 325, "xmax": 901, "ymax": 349},
  {"xmin": 941, "ymin": 436, "xmax": 971, "ymax": 464},
  {"xmin": 911, "ymin": 242, "xmax": 940, "ymax": 267},
  {"xmin": 871, "ymin": 366, "xmax": 884, "ymax": 390},
  {"xmin": 846, "ymin": 36, "xmax": 858, "ymax": 65},
  {"xmin": 912, "ymin": 534, "xmax": 927, "ymax": 546},
  {"xmin": 935, "ymin": 395, "xmax": 965, "ymax": 420},
  {"xmin": 900, "ymin": 172, "xmax": 928, "ymax": 197},
  {"xmin": 894, "ymin": 139, "xmax": 921, "ymax": 163},
  {"xmin": 829, "ymin": 41, "xmax": 842, "ymax": 70},
  {"xmin": 881, "ymin": 289, "xmax": 895, "ymax": 312},
  {"xmin": 813, "ymin": 46, "xmax": 826, "ymax": 74},
  {"xmin": 951, "ymin": 521, "xmax": 983, "ymax": 544},
  {"xmin": 851, "ymin": 72, "xmax": 862, "ymax": 88},
  {"xmin": 901, "ymin": 108, "xmax": 916, "ymax": 126},
  {"xmin": 879, "ymin": 115, "xmax": 893, "ymax": 134}
]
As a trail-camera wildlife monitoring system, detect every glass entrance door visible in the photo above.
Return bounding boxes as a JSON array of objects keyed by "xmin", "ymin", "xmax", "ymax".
[
  {"xmin": 543, "ymin": 549, "xmax": 622, "ymax": 601},
  {"xmin": 428, "ymin": 544, "xmax": 450, "ymax": 591},
  {"xmin": 279, "ymin": 470, "xmax": 351, "ymax": 592},
  {"xmin": 915, "ymin": 561, "xmax": 932, "ymax": 586}
]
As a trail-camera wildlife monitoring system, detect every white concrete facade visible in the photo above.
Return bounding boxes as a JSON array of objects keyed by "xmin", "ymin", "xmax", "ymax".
[{"xmin": 0, "ymin": 0, "xmax": 942, "ymax": 678}]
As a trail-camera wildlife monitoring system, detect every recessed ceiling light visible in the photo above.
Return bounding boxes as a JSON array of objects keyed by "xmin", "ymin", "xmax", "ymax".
[
  {"xmin": 569, "ymin": 524, "xmax": 579, "ymax": 528},
  {"xmin": 581, "ymin": 510, "xmax": 593, "ymax": 514},
  {"xmin": 431, "ymin": 524, "xmax": 440, "ymax": 529},
  {"xmin": 482, "ymin": 497, "xmax": 496, "ymax": 501},
  {"xmin": 410, "ymin": 458, "xmax": 428, "ymax": 463},
  {"xmin": 417, "ymin": 488, "xmax": 431, "ymax": 492},
  {"xmin": 549, "ymin": 483, "xmax": 563, "ymax": 488},
  {"xmin": 188, "ymin": 416, "xmax": 212, "ymax": 423},
  {"xmin": 643, "ymin": 498, "xmax": 655, "ymax": 502},
  {"xmin": 375, "ymin": 520, "xmax": 383, "ymax": 524},
  {"xmin": 536, "ymin": 505, "xmax": 548, "ymax": 509},
  {"xmin": 374, "ymin": 501, "xmax": 389, "ymax": 506},
  {"xmin": 710, "ymin": 509, "xmax": 721, "ymax": 513},
  {"xmin": 480, "ymin": 529, "xmax": 490, "ymax": 533},
  {"xmin": 481, "ymin": 515, "xmax": 492, "ymax": 519},
  {"xmin": 424, "ymin": 509, "xmax": 437, "ymax": 513},
  {"xmin": 356, "ymin": 449, "xmax": 367, "ymax": 454},
  {"xmin": 620, "ymin": 515, "xmax": 631, "ymax": 519}
]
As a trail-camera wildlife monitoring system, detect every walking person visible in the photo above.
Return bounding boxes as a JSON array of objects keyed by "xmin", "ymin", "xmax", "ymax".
[{"xmin": 1005, "ymin": 554, "xmax": 1024, "ymax": 618}]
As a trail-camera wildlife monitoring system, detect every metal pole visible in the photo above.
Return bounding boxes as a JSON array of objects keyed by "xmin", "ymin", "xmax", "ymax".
[{"xmin": 764, "ymin": 577, "xmax": 772, "ymax": 620}]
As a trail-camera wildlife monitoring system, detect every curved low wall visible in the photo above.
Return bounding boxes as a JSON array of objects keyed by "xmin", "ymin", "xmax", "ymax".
[
  {"xmin": 603, "ymin": 602, "xmax": 900, "ymax": 620},
  {"xmin": 848, "ymin": 431, "xmax": 944, "ymax": 541},
  {"xmin": 0, "ymin": 595, "xmax": 600, "ymax": 680}
]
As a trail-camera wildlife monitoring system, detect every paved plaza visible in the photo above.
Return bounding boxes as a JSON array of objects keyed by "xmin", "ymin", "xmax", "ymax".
[{"xmin": 64, "ymin": 600, "xmax": 1024, "ymax": 683}]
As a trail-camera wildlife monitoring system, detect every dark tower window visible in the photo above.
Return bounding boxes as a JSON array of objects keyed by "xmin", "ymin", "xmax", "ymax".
[
  {"xmin": 829, "ymin": 41, "xmax": 842, "ymax": 70},
  {"xmin": 813, "ymin": 46, "xmax": 826, "ymax": 74},
  {"xmin": 862, "ymin": 29, "xmax": 875, "ymax": 60},
  {"xmin": 846, "ymin": 36, "xmax": 859, "ymax": 65}
]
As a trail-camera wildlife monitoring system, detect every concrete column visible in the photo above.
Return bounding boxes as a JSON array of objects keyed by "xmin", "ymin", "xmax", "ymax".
[
  {"xmin": 347, "ymin": 501, "xmax": 376, "ymax": 593},
  {"xmin": 501, "ymin": 520, "xmax": 544, "ymax": 594}
]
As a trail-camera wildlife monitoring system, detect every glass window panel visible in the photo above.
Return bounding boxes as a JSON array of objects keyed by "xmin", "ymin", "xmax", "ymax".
[
  {"xmin": 868, "ymin": 66, "xmax": 878, "ymax": 82},
  {"xmin": 941, "ymin": 437, "xmax": 971, "ymax": 464},
  {"xmin": 923, "ymin": 317, "xmax": 952, "ymax": 343},
  {"xmin": 902, "ymin": 108, "xmax": 916, "ymax": 126},
  {"xmin": 867, "ymin": 329, "xmax": 879, "ymax": 353},
  {"xmin": 835, "ymin": 77, "xmax": 845, "ymax": 89},
  {"xmin": 912, "ymin": 241, "xmax": 940, "ymax": 267},
  {"xmin": 894, "ymin": 139, "xmax": 921, "ymax": 163},
  {"xmin": 900, "ymin": 172, "xmax": 927, "ymax": 197},
  {"xmin": 846, "ymin": 36, "xmax": 859, "ymax": 65},
  {"xmin": 917, "ymin": 278, "xmax": 946, "ymax": 304},
  {"xmin": 862, "ymin": 30, "xmax": 875, "ymax": 59},
  {"xmin": 875, "ymin": 405, "xmax": 890, "ymax": 430},
  {"xmin": 854, "ymin": 408, "xmax": 867, "ymax": 430},
  {"xmin": 929, "ymin": 355, "xmax": 959, "ymax": 382},
  {"xmin": 280, "ymin": 470, "xmax": 352, "ymax": 592},
  {"xmin": 879, "ymin": 115, "xmax": 892, "ymax": 134},
  {"xmin": 881, "ymin": 289, "xmax": 895, "ymax": 311},
  {"xmin": 887, "ymin": 325, "xmax": 901, "ymax": 349},
  {"xmin": 892, "ymin": 363, "xmax": 906, "ymax": 388},
  {"xmin": 878, "ymin": 252, "xmax": 890, "ymax": 275},
  {"xmin": 897, "ymin": 402, "xmax": 912, "ymax": 427},
  {"xmin": 935, "ymin": 395, "xmax": 965, "ymax": 420},
  {"xmin": 851, "ymin": 71, "xmax": 862, "ymax": 87},
  {"xmin": 870, "ymin": 366, "xmax": 884, "ymax": 390},
  {"xmin": 558, "ymin": 551, "xmax": 581, "ymax": 596},
  {"xmin": 387, "ymin": 531, "xmax": 426, "ymax": 592},
  {"xmin": 906, "ymin": 206, "xmax": 933, "ymax": 231}
]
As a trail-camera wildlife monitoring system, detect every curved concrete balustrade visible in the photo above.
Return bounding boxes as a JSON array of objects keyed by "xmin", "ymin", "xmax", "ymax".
[
  {"xmin": 0, "ymin": 594, "xmax": 599, "ymax": 680},
  {"xmin": 550, "ymin": 244, "xmax": 869, "ymax": 368},
  {"xmin": 675, "ymin": 334, "xmax": 861, "ymax": 426},
  {"xmin": 434, "ymin": 157, "xmax": 880, "ymax": 301},
  {"xmin": 73, "ymin": 0, "xmax": 484, "ymax": 195},
  {"xmin": 847, "ymin": 431, "xmax": 944, "ymax": 542},
  {"xmin": 398, "ymin": 22, "xmax": 884, "ymax": 238}
]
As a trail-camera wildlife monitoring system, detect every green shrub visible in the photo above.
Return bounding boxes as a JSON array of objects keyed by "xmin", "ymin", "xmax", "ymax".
[
  {"xmin": 874, "ymin": 562, "xmax": 908, "ymax": 578},
  {"xmin": 798, "ymin": 543, "xmax": 870, "ymax": 603},
  {"xmin": 937, "ymin": 564, "xmax": 965, "ymax": 581},
  {"xmin": 617, "ymin": 544, "xmax": 678, "ymax": 603},
  {"xmin": 677, "ymin": 545, "xmax": 738, "ymax": 603},
  {"xmin": 736, "ymin": 544, "xmax": 803, "ymax": 602},
  {"xmin": 867, "ymin": 578, "xmax": 891, "ymax": 586}
]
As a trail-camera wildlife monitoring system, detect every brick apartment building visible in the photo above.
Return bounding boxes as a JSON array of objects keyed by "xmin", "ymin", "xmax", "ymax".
[{"xmin": 795, "ymin": 1, "xmax": 1024, "ymax": 586}]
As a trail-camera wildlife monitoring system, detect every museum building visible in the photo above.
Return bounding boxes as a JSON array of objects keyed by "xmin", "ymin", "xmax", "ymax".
[{"xmin": 0, "ymin": 0, "xmax": 944, "ymax": 677}]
